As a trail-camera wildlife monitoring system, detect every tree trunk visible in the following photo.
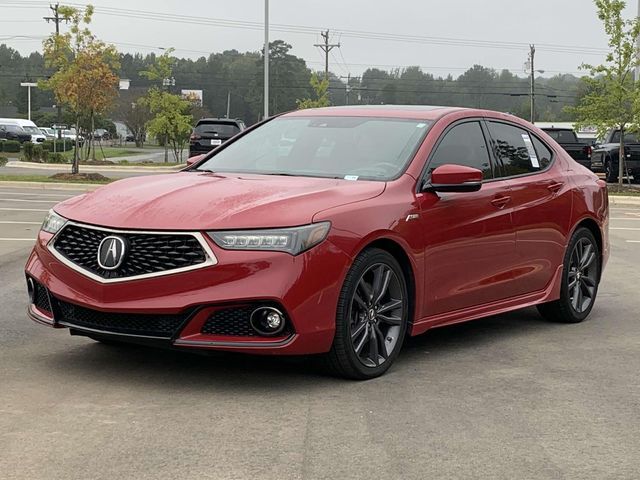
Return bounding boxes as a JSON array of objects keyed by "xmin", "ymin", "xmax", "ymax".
[
  {"xmin": 619, "ymin": 124, "xmax": 625, "ymax": 185},
  {"xmin": 72, "ymin": 115, "xmax": 80, "ymax": 175},
  {"xmin": 91, "ymin": 113, "xmax": 96, "ymax": 161}
]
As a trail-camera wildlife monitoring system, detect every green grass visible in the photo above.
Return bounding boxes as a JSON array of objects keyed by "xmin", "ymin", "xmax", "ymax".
[{"xmin": 0, "ymin": 174, "xmax": 113, "ymax": 184}]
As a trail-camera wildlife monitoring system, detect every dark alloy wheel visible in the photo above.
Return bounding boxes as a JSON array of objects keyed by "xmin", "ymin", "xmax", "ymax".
[
  {"xmin": 324, "ymin": 248, "xmax": 409, "ymax": 379},
  {"xmin": 537, "ymin": 228, "xmax": 601, "ymax": 323}
]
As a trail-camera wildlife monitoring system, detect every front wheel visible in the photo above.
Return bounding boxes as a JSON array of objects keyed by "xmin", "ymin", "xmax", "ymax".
[
  {"xmin": 324, "ymin": 248, "xmax": 409, "ymax": 380},
  {"xmin": 537, "ymin": 228, "xmax": 601, "ymax": 323}
]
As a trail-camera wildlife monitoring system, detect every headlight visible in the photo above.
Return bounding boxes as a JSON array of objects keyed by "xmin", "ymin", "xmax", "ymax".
[
  {"xmin": 207, "ymin": 222, "xmax": 330, "ymax": 255},
  {"xmin": 41, "ymin": 210, "xmax": 67, "ymax": 234}
]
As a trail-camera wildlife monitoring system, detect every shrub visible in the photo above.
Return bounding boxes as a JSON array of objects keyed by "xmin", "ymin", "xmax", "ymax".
[
  {"xmin": 0, "ymin": 140, "xmax": 21, "ymax": 153},
  {"xmin": 42, "ymin": 140, "xmax": 74, "ymax": 152},
  {"xmin": 32, "ymin": 144, "xmax": 44, "ymax": 162},
  {"xmin": 47, "ymin": 152, "xmax": 67, "ymax": 164},
  {"xmin": 23, "ymin": 142, "xmax": 35, "ymax": 161},
  {"xmin": 0, "ymin": 156, "xmax": 8, "ymax": 166}
]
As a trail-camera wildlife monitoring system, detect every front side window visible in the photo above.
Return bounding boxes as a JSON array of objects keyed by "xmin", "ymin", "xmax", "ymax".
[
  {"xmin": 427, "ymin": 121, "xmax": 493, "ymax": 179},
  {"xmin": 487, "ymin": 121, "xmax": 548, "ymax": 177},
  {"xmin": 196, "ymin": 116, "xmax": 432, "ymax": 181}
]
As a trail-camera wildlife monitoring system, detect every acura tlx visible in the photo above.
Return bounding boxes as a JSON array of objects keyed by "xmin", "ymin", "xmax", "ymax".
[{"xmin": 25, "ymin": 106, "xmax": 608, "ymax": 379}]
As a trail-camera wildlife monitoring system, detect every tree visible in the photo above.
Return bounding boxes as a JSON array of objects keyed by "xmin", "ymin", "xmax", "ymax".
[
  {"xmin": 144, "ymin": 89, "xmax": 192, "ymax": 162},
  {"xmin": 119, "ymin": 95, "xmax": 152, "ymax": 147},
  {"xmin": 41, "ymin": 4, "xmax": 119, "ymax": 173},
  {"xmin": 141, "ymin": 50, "xmax": 192, "ymax": 162},
  {"xmin": 568, "ymin": 0, "xmax": 640, "ymax": 184},
  {"xmin": 297, "ymin": 73, "xmax": 330, "ymax": 109}
]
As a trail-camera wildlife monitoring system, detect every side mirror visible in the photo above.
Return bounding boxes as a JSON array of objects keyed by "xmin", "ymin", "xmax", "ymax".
[
  {"xmin": 424, "ymin": 164, "xmax": 483, "ymax": 193},
  {"xmin": 186, "ymin": 154, "xmax": 205, "ymax": 167}
]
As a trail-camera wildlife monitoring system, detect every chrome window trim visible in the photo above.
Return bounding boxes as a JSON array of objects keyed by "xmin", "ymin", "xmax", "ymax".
[{"xmin": 47, "ymin": 221, "xmax": 218, "ymax": 284}]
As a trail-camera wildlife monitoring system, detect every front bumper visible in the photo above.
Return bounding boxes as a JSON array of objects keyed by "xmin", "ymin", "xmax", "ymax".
[{"xmin": 25, "ymin": 230, "xmax": 352, "ymax": 355}]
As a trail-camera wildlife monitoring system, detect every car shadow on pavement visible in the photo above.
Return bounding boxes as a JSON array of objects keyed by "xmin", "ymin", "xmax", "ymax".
[{"xmin": 40, "ymin": 306, "xmax": 572, "ymax": 391}]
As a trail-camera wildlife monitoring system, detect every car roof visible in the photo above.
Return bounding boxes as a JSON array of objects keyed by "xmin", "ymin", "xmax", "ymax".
[
  {"xmin": 282, "ymin": 105, "xmax": 467, "ymax": 121},
  {"xmin": 196, "ymin": 118, "xmax": 243, "ymax": 124}
]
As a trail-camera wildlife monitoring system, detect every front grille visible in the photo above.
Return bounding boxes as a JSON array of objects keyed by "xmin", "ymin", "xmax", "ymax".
[
  {"xmin": 32, "ymin": 280, "xmax": 52, "ymax": 313},
  {"xmin": 55, "ymin": 298, "xmax": 189, "ymax": 338},
  {"xmin": 201, "ymin": 307, "xmax": 258, "ymax": 337},
  {"xmin": 53, "ymin": 224, "xmax": 207, "ymax": 280}
]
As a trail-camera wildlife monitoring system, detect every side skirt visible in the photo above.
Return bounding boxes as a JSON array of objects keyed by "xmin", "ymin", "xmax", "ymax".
[{"xmin": 410, "ymin": 264, "xmax": 564, "ymax": 336}]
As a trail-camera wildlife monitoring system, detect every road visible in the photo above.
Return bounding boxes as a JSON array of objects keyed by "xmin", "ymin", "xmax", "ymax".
[{"xmin": 0, "ymin": 185, "xmax": 639, "ymax": 480}]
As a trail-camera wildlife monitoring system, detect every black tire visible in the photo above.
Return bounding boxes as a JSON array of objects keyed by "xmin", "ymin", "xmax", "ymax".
[
  {"xmin": 323, "ymin": 248, "xmax": 409, "ymax": 380},
  {"xmin": 605, "ymin": 158, "xmax": 618, "ymax": 183},
  {"xmin": 537, "ymin": 227, "xmax": 601, "ymax": 323}
]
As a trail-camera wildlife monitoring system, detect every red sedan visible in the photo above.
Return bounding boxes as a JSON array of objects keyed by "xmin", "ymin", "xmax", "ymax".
[{"xmin": 25, "ymin": 106, "xmax": 609, "ymax": 379}]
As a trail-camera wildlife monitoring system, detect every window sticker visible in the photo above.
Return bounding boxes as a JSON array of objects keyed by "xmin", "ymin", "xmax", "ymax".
[
  {"xmin": 521, "ymin": 133, "xmax": 540, "ymax": 168},
  {"xmin": 416, "ymin": 123, "xmax": 427, "ymax": 128},
  {"xmin": 344, "ymin": 175, "xmax": 359, "ymax": 181}
]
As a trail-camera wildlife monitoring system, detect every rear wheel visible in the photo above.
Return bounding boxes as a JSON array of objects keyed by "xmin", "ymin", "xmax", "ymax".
[
  {"xmin": 605, "ymin": 158, "xmax": 618, "ymax": 183},
  {"xmin": 324, "ymin": 248, "xmax": 409, "ymax": 380},
  {"xmin": 537, "ymin": 228, "xmax": 601, "ymax": 323}
]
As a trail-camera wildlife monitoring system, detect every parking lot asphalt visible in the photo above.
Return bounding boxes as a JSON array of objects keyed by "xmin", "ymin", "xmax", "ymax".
[{"xmin": 0, "ymin": 184, "xmax": 639, "ymax": 480}]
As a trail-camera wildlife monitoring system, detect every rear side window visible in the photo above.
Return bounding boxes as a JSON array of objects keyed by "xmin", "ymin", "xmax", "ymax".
[
  {"xmin": 531, "ymin": 136, "xmax": 553, "ymax": 169},
  {"xmin": 487, "ymin": 121, "xmax": 548, "ymax": 177},
  {"xmin": 427, "ymin": 121, "xmax": 493, "ymax": 179},
  {"xmin": 195, "ymin": 122, "xmax": 240, "ymax": 137}
]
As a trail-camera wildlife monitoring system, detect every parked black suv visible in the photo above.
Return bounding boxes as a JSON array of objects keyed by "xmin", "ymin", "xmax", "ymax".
[
  {"xmin": 0, "ymin": 123, "xmax": 32, "ymax": 143},
  {"xmin": 189, "ymin": 118, "xmax": 246, "ymax": 157}
]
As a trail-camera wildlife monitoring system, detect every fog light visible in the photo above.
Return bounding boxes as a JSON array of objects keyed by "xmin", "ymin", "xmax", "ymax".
[{"xmin": 250, "ymin": 307, "xmax": 286, "ymax": 336}]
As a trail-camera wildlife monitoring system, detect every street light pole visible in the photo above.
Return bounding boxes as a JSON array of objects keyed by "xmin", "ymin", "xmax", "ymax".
[
  {"xmin": 636, "ymin": 0, "xmax": 640, "ymax": 82},
  {"xmin": 20, "ymin": 82, "xmax": 37, "ymax": 121},
  {"xmin": 264, "ymin": 0, "xmax": 269, "ymax": 120}
]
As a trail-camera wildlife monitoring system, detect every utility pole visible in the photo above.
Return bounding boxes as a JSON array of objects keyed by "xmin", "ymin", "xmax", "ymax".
[
  {"xmin": 314, "ymin": 30, "xmax": 340, "ymax": 80},
  {"xmin": 529, "ymin": 44, "xmax": 536, "ymax": 123},
  {"xmin": 226, "ymin": 91, "xmax": 231, "ymax": 118},
  {"xmin": 44, "ymin": 3, "xmax": 66, "ymax": 136},
  {"xmin": 264, "ymin": 0, "xmax": 269, "ymax": 119}
]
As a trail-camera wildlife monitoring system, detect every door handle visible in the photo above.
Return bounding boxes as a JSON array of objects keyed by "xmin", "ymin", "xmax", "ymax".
[
  {"xmin": 490, "ymin": 196, "xmax": 511, "ymax": 209},
  {"xmin": 547, "ymin": 182, "xmax": 564, "ymax": 193}
]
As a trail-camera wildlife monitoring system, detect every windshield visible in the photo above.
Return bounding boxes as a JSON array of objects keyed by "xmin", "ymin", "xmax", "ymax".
[
  {"xmin": 22, "ymin": 126, "xmax": 40, "ymax": 134},
  {"xmin": 195, "ymin": 122, "xmax": 240, "ymax": 137},
  {"xmin": 611, "ymin": 131, "xmax": 640, "ymax": 143},
  {"xmin": 544, "ymin": 129, "xmax": 577, "ymax": 143},
  {"xmin": 196, "ymin": 116, "xmax": 431, "ymax": 180}
]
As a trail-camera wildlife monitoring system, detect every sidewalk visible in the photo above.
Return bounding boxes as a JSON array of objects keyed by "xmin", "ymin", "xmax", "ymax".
[{"xmin": 4, "ymin": 160, "xmax": 183, "ymax": 174}]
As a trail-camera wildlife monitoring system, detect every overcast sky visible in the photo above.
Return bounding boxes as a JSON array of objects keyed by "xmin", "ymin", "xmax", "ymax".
[{"xmin": 1, "ymin": 0, "xmax": 637, "ymax": 79}]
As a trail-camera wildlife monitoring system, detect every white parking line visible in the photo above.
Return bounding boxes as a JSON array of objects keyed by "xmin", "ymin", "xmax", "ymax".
[
  {"xmin": 0, "ymin": 208, "xmax": 49, "ymax": 212},
  {"xmin": 0, "ymin": 238, "xmax": 36, "ymax": 241},
  {"xmin": 610, "ymin": 227, "xmax": 640, "ymax": 231},
  {"xmin": 0, "ymin": 221, "xmax": 41, "ymax": 225},
  {"xmin": 611, "ymin": 217, "xmax": 640, "ymax": 221},
  {"xmin": 627, "ymin": 240, "xmax": 640, "ymax": 243},
  {"xmin": 0, "ymin": 192, "xmax": 73, "ymax": 198},
  {"xmin": 0, "ymin": 198, "xmax": 59, "ymax": 203}
]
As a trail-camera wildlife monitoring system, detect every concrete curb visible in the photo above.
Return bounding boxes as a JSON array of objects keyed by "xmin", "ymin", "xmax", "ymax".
[
  {"xmin": 609, "ymin": 196, "xmax": 640, "ymax": 206},
  {"xmin": 5, "ymin": 160, "xmax": 182, "ymax": 173},
  {"xmin": 0, "ymin": 181, "xmax": 103, "ymax": 191}
]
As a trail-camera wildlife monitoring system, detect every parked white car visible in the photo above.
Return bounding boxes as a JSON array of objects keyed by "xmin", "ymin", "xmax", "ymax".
[{"xmin": 0, "ymin": 118, "xmax": 47, "ymax": 144}]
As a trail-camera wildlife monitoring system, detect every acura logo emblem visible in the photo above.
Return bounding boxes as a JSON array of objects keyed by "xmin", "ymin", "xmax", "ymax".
[{"xmin": 97, "ymin": 236, "xmax": 127, "ymax": 270}]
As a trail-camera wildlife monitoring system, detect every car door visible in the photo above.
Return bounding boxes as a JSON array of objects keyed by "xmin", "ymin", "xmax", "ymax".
[
  {"xmin": 416, "ymin": 120, "xmax": 519, "ymax": 317},
  {"xmin": 485, "ymin": 120, "xmax": 572, "ymax": 296}
]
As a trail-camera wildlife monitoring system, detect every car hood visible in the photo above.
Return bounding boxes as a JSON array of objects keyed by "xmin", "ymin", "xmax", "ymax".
[{"xmin": 54, "ymin": 172, "xmax": 386, "ymax": 230}]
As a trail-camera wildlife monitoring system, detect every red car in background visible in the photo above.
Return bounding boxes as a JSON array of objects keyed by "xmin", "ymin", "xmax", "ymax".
[{"xmin": 25, "ymin": 106, "xmax": 609, "ymax": 379}]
